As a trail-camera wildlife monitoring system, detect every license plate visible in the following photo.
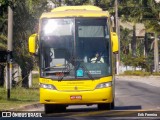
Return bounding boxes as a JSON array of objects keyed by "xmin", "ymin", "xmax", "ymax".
[{"xmin": 70, "ymin": 95, "xmax": 82, "ymax": 100}]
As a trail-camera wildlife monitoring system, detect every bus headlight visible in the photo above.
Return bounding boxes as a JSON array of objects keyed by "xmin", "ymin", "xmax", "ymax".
[
  {"xmin": 95, "ymin": 82, "xmax": 112, "ymax": 89},
  {"xmin": 40, "ymin": 83, "xmax": 57, "ymax": 90}
]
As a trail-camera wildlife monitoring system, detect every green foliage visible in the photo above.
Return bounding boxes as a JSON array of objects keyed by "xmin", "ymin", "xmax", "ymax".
[
  {"xmin": 0, "ymin": 0, "xmax": 8, "ymax": 50},
  {"xmin": 12, "ymin": 0, "xmax": 48, "ymax": 88},
  {"xmin": 132, "ymin": 56, "xmax": 148, "ymax": 70},
  {"xmin": 0, "ymin": 0, "xmax": 159, "ymax": 88},
  {"xmin": 120, "ymin": 27, "xmax": 132, "ymax": 55},
  {"xmin": 0, "ymin": 0, "xmax": 9, "ymax": 16},
  {"xmin": 119, "ymin": 0, "xmax": 160, "ymax": 33},
  {"xmin": 119, "ymin": 0, "xmax": 160, "ymax": 61},
  {"xmin": 123, "ymin": 70, "xmax": 160, "ymax": 76},
  {"xmin": 49, "ymin": 0, "xmax": 91, "ymax": 6},
  {"xmin": 121, "ymin": 52, "xmax": 132, "ymax": 66},
  {"xmin": 0, "ymin": 34, "xmax": 7, "ymax": 50},
  {"xmin": 121, "ymin": 52, "xmax": 150, "ymax": 71},
  {"xmin": 64, "ymin": 0, "xmax": 89, "ymax": 5},
  {"xmin": 152, "ymin": 72, "xmax": 160, "ymax": 76},
  {"xmin": 0, "ymin": 74, "xmax": 39, "ymax": 110}
]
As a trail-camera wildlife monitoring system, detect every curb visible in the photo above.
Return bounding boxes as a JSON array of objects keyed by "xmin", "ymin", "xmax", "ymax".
[{"xmin": 115, "ymin": 75, "xmax": 160, "ymax": 79}]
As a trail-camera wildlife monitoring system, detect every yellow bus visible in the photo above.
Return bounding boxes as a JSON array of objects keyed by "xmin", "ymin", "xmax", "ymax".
[{"xmin": 28, "ymin": 5, "xmax": 118, "ymax": 113}]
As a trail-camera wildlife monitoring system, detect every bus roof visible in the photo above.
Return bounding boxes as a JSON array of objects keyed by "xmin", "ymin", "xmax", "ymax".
[
  {"xmin": 40, "ymin": 5, "xmax": 109, "ymax": 19},
  {"xmin": 51, "ymin": 5, "xmax": 102, "ymax": 12}
]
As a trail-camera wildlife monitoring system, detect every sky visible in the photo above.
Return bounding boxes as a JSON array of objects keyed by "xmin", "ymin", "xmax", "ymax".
[{"xmin": 155, "ymin": 0, "xmax": 160, "ymax": 3}]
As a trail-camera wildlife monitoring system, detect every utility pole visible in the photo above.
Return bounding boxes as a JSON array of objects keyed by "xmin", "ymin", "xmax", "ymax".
[
  {"xmin": 115, "ymin": 0, "xmax": 120, "ymax": 75},
  {"xmin": 155, "ymin": 0, "xmax": 160, "ymax": 73},
  {"xmin": 154, "ymin": 33, "xmax": 159, "ymax": 72},
  {"xmin": 7, "ymin": 5, "xmax": 13, "ymax": 100}
]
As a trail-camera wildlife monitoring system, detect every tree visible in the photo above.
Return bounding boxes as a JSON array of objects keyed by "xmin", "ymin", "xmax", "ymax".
[
  {"xmin": 0, "ymin": 0, "xmax": 8, "ymax": 86},
  {"xmin": 0, "ymin": 0, "xmax": 50, "ymax": 88},
  {"xmin": 138, "ymin": 0, "xmax": 160, "ymax": 72},
  {"xmin": 119, "ymin": 0, "xmax": 160, "ymax": 72},
  {"xmin": 0, "ymin": 31, "xmax": 7, "ymax": 87},
  {"xmin": 120, "ymin": 27, "xmax": 132, "ymax": 55},
  {"xmin": 119, "ymin": 0, "xmax": 145, "ymax": 57},
  {"xmin": 63, "ymin": 0, "xmax": 90, "ymax": 5},
  {"xmin": 12, "ymin": 0, "xmax": 49, "ymax": 88}
]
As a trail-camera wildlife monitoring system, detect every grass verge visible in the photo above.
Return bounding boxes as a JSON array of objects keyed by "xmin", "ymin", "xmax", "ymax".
[
  {"xmin": 0, "ymin": 74, "xmax": 39, "ymax": 111},
  {"xmin": 120, "ymin": 70, "xmax": 160, "ymax": 76}
]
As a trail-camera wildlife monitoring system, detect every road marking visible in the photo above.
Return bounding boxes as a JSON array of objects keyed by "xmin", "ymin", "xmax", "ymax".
[
  {"xmin": 65, "ymin": 110, "xmax": 112, "ymax": 117},
  {"xmin": 65, "ymin": 108, "xmax": 160, "ymax": 117},
  {"xmin": 65, "ymin": 110, "xmax": 141, "ymax": 117}
]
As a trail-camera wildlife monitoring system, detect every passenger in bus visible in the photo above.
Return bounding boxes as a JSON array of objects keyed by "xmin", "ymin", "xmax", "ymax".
[{"xmin": 91, "ymin": 52, "xmax": 104, "ymax": 63}]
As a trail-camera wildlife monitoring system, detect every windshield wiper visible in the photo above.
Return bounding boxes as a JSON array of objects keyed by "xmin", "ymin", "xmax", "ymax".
[
  {"xmin": 58, "ymin": 56, "xmax": 75, "ymax": 81},
  {"xmin": 59, "ymin": 57, "xmax": 94, "ymax": 81},
  {"xmin": 58, "ymin": 56, "xmax": 94, "ymax": 81},
  {"xmin": 58, "ymin": 64, "xmax": 72, "ymax": 81}
]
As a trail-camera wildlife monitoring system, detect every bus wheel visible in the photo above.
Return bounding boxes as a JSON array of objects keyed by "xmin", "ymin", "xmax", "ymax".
[
  {"xmin": 45, "ymin": 104, "xmax": 56, "ymax": 114},
  {"xmin": 98, "ymin": 103, "xmax": 111, "ymax": 110},
  {"xmin": 111, "ymin": 100, "xmax": 115, "ymax": 109},
  {"xmin": 56, "ymin": 105, "xmax": 66, "ymax": 112},
  {"xmin": 45, "ymin": 104, "xmax": 66, "ymax": 114}
]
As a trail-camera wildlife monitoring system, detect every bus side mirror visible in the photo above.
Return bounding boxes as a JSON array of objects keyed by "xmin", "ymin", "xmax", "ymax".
[
  {"xmin": 28, "ymin": 34, "xmax": 37, "ymax": 54},
  {"xmin": 111, "ymin": 32, "xmax": 119, "ymax": 53}
]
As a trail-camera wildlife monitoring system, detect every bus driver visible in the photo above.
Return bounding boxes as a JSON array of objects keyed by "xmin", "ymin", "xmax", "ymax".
[{"xmin": 91, "ymin": 52, "xmax": 104, "ymax": 63}]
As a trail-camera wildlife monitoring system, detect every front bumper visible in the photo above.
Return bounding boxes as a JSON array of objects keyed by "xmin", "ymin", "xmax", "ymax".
[{"xmin": 40, "ymin": 87, "xmax": 113, "ymax": 104}]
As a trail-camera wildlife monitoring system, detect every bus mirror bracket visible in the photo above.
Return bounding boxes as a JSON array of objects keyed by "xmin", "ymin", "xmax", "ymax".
[{"xmin": 111, "ymin": 32, "xmax": 119, "ymax": 53}]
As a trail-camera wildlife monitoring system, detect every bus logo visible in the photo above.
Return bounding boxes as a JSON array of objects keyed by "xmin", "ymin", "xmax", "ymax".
[{"xmin": 74, "ymin": 86, "xmax": 78, "ymax": 90}]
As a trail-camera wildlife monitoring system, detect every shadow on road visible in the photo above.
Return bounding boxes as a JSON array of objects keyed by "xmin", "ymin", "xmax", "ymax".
[
  {"xmin": 114, "ymin": 105, "xmax": 142, "ymax": 110},
  {"xmin": 43, "ymin": 105, "xmax": 142, "ymax": 118},
  {"xmin": 66, "ymin": 105, "xmax": 142, "ymax": 112}
]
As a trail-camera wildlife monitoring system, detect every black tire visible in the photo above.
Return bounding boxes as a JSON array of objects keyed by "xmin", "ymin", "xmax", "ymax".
[
  {"xmin": 57, "ymin": 105, "xmax": 66, "ymax": 112},
  {"xmin": 45, "ymin": 104, "xmax": 55, "ymax": 114},
  {"xmin": 44, "ymin": 104, "xmax": 66, "ymax": 114},
  {"xmin": 98, "ymin": 103, "xmax": 111, "ymax": 110},
  {"xmin": 111, "ymin": 100, "xmax": 115, "ymax": 109}
]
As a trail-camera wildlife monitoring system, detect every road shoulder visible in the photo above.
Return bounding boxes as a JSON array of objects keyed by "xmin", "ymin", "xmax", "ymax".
[{"xmin": 116, "ymin": 75, "xmax": 160, "ymax": 87}]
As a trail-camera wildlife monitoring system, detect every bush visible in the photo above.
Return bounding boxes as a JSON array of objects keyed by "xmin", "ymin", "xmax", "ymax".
[
  {"xmin": 121, "ymin": 54, "xmax": 150, "ymax": 71},
  {"xmin": 123, "ymin": 70, "xmax": 151, "ymax": 76},
  {"xmin": 152, "ymin": 72, "xmax": 160, "ymax": 76}
]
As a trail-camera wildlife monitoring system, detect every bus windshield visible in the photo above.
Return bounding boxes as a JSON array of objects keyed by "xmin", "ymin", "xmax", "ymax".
[{"xmin": 40, "ymin": 18, "xmax": 111, "ymax": 80}]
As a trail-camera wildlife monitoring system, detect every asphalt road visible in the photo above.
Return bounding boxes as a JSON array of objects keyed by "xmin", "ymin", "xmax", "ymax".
[{"xmin": 26, "ymin": 77, "xmax": 160, "ymax": 119}]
